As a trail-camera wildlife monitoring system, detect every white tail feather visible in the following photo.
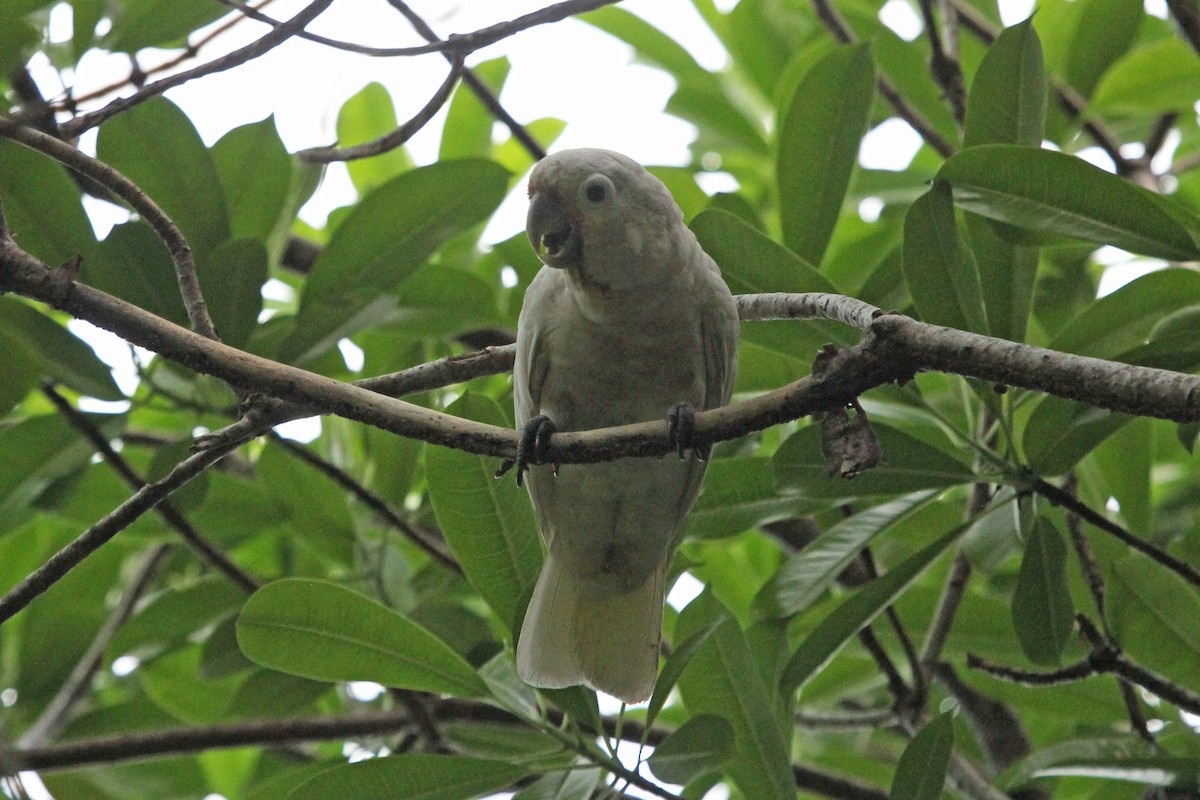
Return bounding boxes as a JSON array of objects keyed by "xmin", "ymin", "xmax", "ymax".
[{"xmin": 517, "ymin": 551, "xmax": 664, "ymax": 704}]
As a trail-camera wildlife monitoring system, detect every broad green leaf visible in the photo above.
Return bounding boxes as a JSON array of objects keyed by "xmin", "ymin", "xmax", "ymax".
[
  {"xmin": 727, "ymin": 0, "xmax": 820, "ymax": 98},
  {"xmin": 1047, "ymin": 268, "xmax": 1200, "ymax": 359},
  {"xmin": 280, "ymin": 159, "xmax": 508, "ymax": 364},
  {"xmin": 441, "ymin": 57, "xmax": 509, "ymax": 160},
  {"xmin": 257, "ymin": 443, "xmax": 355, "ymax": 565},
  {"xmin": 647, "ymin": 616, "xmax": 725, "ymax": 726},
  {"xmin": 763, "ymin": 491, "xmax": 935, "ymax": 618},
  {"xmin": 1092, "ymin": 38, "xmax": 1200, "ymax": 114},
  {"xmin": 962, "ymin": 18, "xmax": 1045, "ymax": 342},
  {"xmin": 286, "ymin": 755, "xmax": 529, "ymax": 800},
  {"xmin": 1012, "ymin": 519, "xmax": 1074, "ymax": 665},
  {"xmin": 0, "ymin": 140, "xmax": 95, "ymax": 267},
  {"xmin": 139, "ymin": 645, "xmax": 244, "ymax": 724},
  {"xmin": 212, "ymin": 117, "xmax": 295, "ymax": 246},
  {"xmin": 0, "ymin": 412, "xmax": 122, "ymax": 530},
  {"xmin": 195, "ymin": 239, "xmax": 268, "ymax": 348},
  {"xmin": 891, "ymin": 712, "xmax": 954, "ymax": 800},
  {"xmin": 97, "ymin": 97, "xmax": 230, "ymax": 255},
  {"xmin": 0, "ymin": 21, "xmax": 38, "ymax": 87},
  {"xmin": 237, "ymin": 579, "xmax": 488, "ymax": 697},
  {"xmin": 676, "ymin": 591, "xmax": 796, "ymax": 800},
  {"xmin": 81, "ymin": 221, "xmax": 188, "ymax": 328},
  {"xmin": 939, "ymin": 145, "xmax": 1200, "ymax": 262},
  {"xmin": 1107, "ymin": 555, "xmax": 1200, "ymax": 691},
  {"xmin": 336, "ymin": 82, "xmax": 415, "ymax": 193},
  {"xmin": 777, "ymin": 43, "xmax": 874, "ymax": 266},
  {"xmin": 511, "ymin": 768, "xmax": 601, "ymax": 800},
  {"xmin": 964, "ymin": 19, "xmax": 1046, "ymax": 149},
  {"xmin": 0, "ymin": 326, "xmax": 40, "ymax": 413},
  {"xmin": 1061, "ymin": 0, "xmax": 1141, "ymax": 99},
  {"xmin": 388, "ymin": 263, "xmax": 504, "ymax": 340},
  {"xmin": 781, "ymin": 523, "xmax": 968, "ymax": 694},
  {"xmin": 1022, "ymin": 400, "xmax": 1129, "ymax": 476},
  {"xmin": 0, "ymin": 298, "xmax": 122, "ymax": 400},
  {"xmin": 666, "ymin": 86, "xmax": 770, "ymax": 156},
  {"xmin": 647, "ymin": 714, "xmax": 735, "ymax": 786},
  {"xmin": 903, "ymin": 181, "xmax": 989, "ymax": 334},
  {"xmin": 582, "ymin": 6, "xmax": 723, "ymax": 97},
  {"xmin": 1092, "ymin": 417, "xmax": 1152, "ymax": 533},
  {"xmin": 425, "ymin": 394, "xmax": 542, "ymax": 631},
  {"xmin": 106, "ymin": 0, "xmax": 230, "ymax": 51},
  {"xmin": 773, "ymin": 423, "xmax": 975, "ymax": 498},
  {"xmin": 685, "ymin": 457, "xmax": 822, "ymax": 540}
]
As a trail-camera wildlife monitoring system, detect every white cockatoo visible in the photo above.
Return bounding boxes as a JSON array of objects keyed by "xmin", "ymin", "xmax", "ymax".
[{"xmin": 511, "ymin": 148, "xmax": 739, "ymax": 703}]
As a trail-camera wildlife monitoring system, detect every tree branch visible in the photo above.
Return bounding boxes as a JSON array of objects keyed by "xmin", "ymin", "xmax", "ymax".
[
  {"xmin": 59, "ymin": 0, "xmax": 336, "ymax": 138},
  {"xmin": 0, "ymin": 117, "xmax": 219, "ymax": 341},
  {"xmin": 17, "ymin": 544, "xmax": 172, "ymax": 747},
  {"xmin": 41, "ymin": 384, "xmax": 260, "ymax": 592},
  {"xmin": 298, "ymin": 54, "xmax": 465, "ymax": 164}
]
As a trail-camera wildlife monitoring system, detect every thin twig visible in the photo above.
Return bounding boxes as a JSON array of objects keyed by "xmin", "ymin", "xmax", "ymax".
[
  {"xmin": 59, "ymin": 0, "xmax": 280, "ymax": 110},
  {"xmin": 917, "ymin": 0, "xmax": 966, "ymax": 123},
  {"xmin": 17, "ymin": 544, "xmax": 173, "ymax": 747},
  {"xmin": 1030, "ymin": 476, "xmax": 1200, "ymax": 590},
  {"xmin": 1167, "ymin": 0, "xmax": 1200, "ymax": 55},
  {"xmin": 298, "ymin": 55, "xmax": 465, "ymax": 164},
  {"xmin": 387, "ymin": 0, "xmax": 547, "ymax": 160},
  {"xmin": 213, "ymin": 0, "xmax": 621, "ymax": 59},
  {"xmin": 269, "ymin": 433, "xmax": 459, "ymax": 571},
  {"xmin": 0, "ymin": 424, "xmax": 252, "ymax": 626},
  {"xmin": 811, "ymin": 0, "xmax": 958, "ymax": 158},
  {"xmin": 1062, "ymin": 473, "xmax": 1108, "ymax": 623},
  {"xmin": 60, "ymin": 0, "xmax": 336, "ymax": 138},
  {"xmin": 0, "ymin": 117, "xmax": 219, "ymax": 340},
  {"xmin": 41, "ymin": 385, "xmax": 260, "ymax": 592}
]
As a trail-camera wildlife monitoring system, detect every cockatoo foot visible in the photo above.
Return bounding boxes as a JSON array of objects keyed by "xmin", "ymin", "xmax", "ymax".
[
  {"xmin": 499, "ymin": 414, "xmax": 557, "ymax": 487},
  {"xmin": 667, "ymin": 403, "xmax": 710, "ymax": 461}
]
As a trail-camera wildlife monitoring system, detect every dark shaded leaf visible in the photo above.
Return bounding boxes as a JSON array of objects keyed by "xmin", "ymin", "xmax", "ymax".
[
  {"xmin": 0, "ymin": 139, "xmax": 95, "ymax": 267},
  {"xmin": 1012, "ymin": 519, "xmax": 1074, "ymax": 665},
  {"xmin": 0, "ymin": 297, "xmax": 122, "ymax": 400},
  {"xmin": 286, "ymin": 755, "xmax": 529, "ymax": 800},
  {"xmin": 647, "ymin": 714, "xmax": 735, "ymax": 785},
  {"xmin": 237, "ymin": 579, "xmax": 488, "ymax": 697},
  {"xmin": 195, "ymin": 239, "xmax": 268, "ymax": 349},
  {"xmin": 891, "ymin": 712, "xmax": 954, "ymax": 800},
  {"xmin": 903, "ymin": 180, "xmax": 989, "ymax": 334}
]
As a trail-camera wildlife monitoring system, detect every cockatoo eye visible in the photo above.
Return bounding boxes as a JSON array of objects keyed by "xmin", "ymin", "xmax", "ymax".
[{"xmin": 581, "ymin": 174, "xmax": 613, "ymax": 204}]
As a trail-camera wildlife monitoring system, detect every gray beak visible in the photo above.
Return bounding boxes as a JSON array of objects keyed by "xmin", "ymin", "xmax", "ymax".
[{"xmin": 527, "ymin": 191, "xmax": 579, "ymax": 267}]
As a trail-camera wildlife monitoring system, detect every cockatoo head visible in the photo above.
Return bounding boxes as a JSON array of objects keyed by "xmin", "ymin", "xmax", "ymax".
[{"xmin": 526, "ymin": 148, "xmax": 688, "ymax": 291}]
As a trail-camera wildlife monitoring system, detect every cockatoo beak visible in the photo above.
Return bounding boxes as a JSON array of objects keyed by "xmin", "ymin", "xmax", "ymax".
[{"xmin": 527, "ymin": 191, "xmax": 579, "ymax": 268}]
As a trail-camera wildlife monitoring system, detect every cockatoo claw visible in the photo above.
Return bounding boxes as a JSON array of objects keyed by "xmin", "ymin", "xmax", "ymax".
[
  {"xmin": 512, "ymin": 414, "xmax": 558, "ymax": 487},
  {"xmin": 667, "ymin": 403, "xmax": 709, "ymax": 461}
]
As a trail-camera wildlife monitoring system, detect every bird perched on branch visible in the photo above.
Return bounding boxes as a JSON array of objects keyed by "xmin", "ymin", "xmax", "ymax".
[{"xmin": 509, "ymin": 148, "xmax": 739, "ymax": 703}]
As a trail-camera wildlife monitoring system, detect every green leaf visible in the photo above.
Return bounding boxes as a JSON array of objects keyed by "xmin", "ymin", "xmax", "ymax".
[
  {"xmin": 257, "ymin": 442, "xmax": 356, "ymax": 565},
  {"xmin": 1107, "ymin": 555, "xmax": 1200, "ymax": 690},
  {"xmin": 582, "ymin": 6, "xmax": 723, "ymax": 97},
  {"xmin": 0, "ymin": 298, "xmax": 123, "ymax": 400},
  {"xmin": 891, "ymin": 712, "xmax": 954, "ymax": 800},
  {"xmin": 777, "ymin": 43, "xmax": 875, "ymax": 266},
  {"xmin": 212, "ymin": 116, "xmax": 295, "ymax": 246},
  {"xmin": 0, "ymin": 20, "xmax": 38, "ymax": 84},
  {"xmin": 1012, "ymin": 519, "xmax": 1074, "ymax": 665},
  {"xmin": 1092, "ymin": 38, "xmax": 1200, "ymax": 114},
  {"xmin": 998, "ymin": 738, "xmax": 1196, "ymax": 791},
  {"xmin": 1061, "ymin": 0, "xmax": 1142, "ymax": 99},
  {"xmin": 237, "ymin": 579, "xmax": 488, "ymax": 697},
  {"xmin": 1047, "ymin": 268, "xmax": 1200, "ymax": 359},
  {"xmin": 0, "ymin": 326, "xmax": 41, "ymax": 413},
  {"xmin": 425, "ymin": 394, "xmax": 542, "ymax": 631},
  {"xmin": 106, "ymin": 0, "xmax": 230, "ymax": 51},
  {"xmin": 903, "ymin": 180, "xmax": 989, "ymax": 334},
  {"xmin": 781, "ymin": 522, "xmax": 968, "ymax": 694},
  {"xmin": 675, "ymin": 591, "xmax": 796, "ymax": 800},
  {"xmin": 647, "ymin": 616, "xmax": 725, "ymax": 726},
  {"xmin": 964, "ymin": 18, "xmax": 1046, "ymax": 149},
  {"xmin": 336, "ymin": 82, "xmax": 415, "ymax": 194},
  {"xmin": 440, "ymin": 57, "xmax": 510, "ymax": 160},
  {"xmin": 81, "ymin": 221, "xmax": 188, "ymax": 328},
  {"xmin": 97, "ymin": 97, "xmax": 231, "ymax": 255},
  {"xmin": 1022, "ymin": 400, "xmax": 1129, "ymax": 476},
  {"xmin": 0, "ymin": 140, "xmax": 95, "ymax": 267},
  {"xmin": 773, "ymin": 423, "xmax": 975, "ymax": 499},
  {"xmin": 939, "ymin": 145, "xmax": 1200, "ymax": 262},
  {"xmin": 286, "ymin": 755, "xmax": 529, "ymax": 800},
  {"xmin": 961, "ymin": 18, "xmax": 1045, "ymax": 343},
  {"xmin": 195, "ymin": 239, "xmax": 268, "ymax": 349},
  {"xmin": 685, "ymin": 457, "xmax": 822, "ymax": 540},
  {"xmin": 281, "ymin": 159, "xmax": 508, "ymax": 364},
  {"xmin": 647, "ymin": 714, "xmax": 735, "ymax": 785},
  {"xmin": 763, "ymin": 492, "xmax": 935, "ymax": 618}
]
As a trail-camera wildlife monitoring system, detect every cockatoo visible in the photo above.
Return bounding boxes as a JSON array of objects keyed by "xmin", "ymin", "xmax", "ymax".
[{"xmin": 511, "ymin": 148, "xmax": 739, "ymax": 703}]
